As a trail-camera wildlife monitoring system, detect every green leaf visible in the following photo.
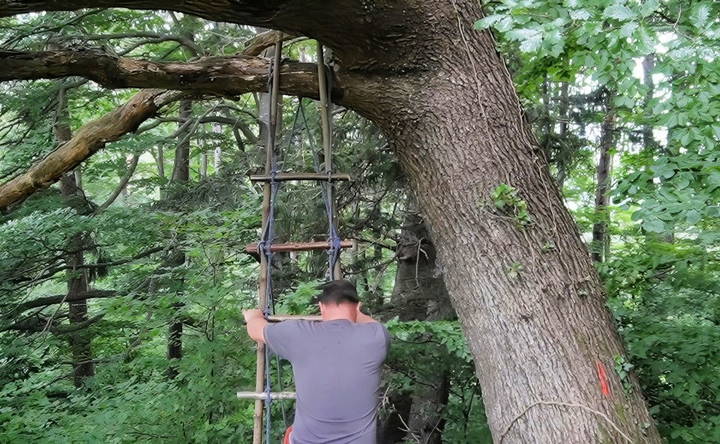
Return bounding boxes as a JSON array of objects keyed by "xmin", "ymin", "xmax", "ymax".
[
  {"xmin": 474, "ymin": 14, "xmax": 505, "ymax": 30},
  {"xmin": 643, "ymin": 217, "xmax": 666, "ymax": 233},
  {"xmin": 691, "ymin": 4, "xmax": 710, "ymax": 28},
  {"xmin": 707, "ymin": 170, "xmax": 720, "ymax": 191},
  {"xmin": 603, "ymin": 5, "xmax": 635, "ymax": 20},
  {"xmin": 508, "ymin": 28, "xmax": 543, "ymax": 52},
  {"xmin": 620, "ymin": 22, "xmax": 638, "ymax": 37},
  {"xmin": 639, "ymin": 0, "xmax": 660, "ymax": 17},
  {"xmin": 569, "ymin": 9, "xmax": 591, "ymax": 20},
  {"xmin": 685, "ymin": 209, "xmax": 701, "ymax": 225}
]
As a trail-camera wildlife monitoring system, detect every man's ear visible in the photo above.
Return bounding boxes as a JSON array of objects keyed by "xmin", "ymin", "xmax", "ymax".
[{"xmin": 318, "ymin": 302, "xmax": 325, "ymax": 315}]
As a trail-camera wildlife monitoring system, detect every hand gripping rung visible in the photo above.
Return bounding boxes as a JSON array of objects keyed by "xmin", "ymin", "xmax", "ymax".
[{"xmin": 237, "ymin": 391, "xmax": 296, "ymax": 400}]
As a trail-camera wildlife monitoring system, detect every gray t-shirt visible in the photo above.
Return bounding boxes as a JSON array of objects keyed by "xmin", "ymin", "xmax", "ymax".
[{"xmin": 264, "ymin": 319, "xmax": 390, "ymax": 444}]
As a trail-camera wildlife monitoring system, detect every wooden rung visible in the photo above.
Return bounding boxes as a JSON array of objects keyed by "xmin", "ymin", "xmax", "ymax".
[
  {"xmin": 244, "ymin": 240, "xmax": 353, "ymax": 254},
  {"xmin": 249, "ymin": 173, "xmax": 351, "ymax": 182},
  {"xmin": 267, "ymin": 315, "xmax": 322, "ymax": 322},
  {"xmin": 237, "ymin": 391, "xmax": 296, "ymax": 400}
]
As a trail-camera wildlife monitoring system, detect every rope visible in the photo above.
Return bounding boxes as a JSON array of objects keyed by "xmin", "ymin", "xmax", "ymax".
[
  {"xmin": 297, "ymin": 98, "xmax": 341, "ymax": 280},
  {"xmin": 315, "ymin": 43, "xmax": 341, "ymax": 280},
  {"xmin": 260, "ymin": 39, "xmax": 283, "ymax": 444}
]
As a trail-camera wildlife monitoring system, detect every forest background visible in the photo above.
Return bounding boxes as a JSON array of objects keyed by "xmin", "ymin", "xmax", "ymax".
[{"xmin": 0, "ymin": 2, "xmax": 718, "ymax": 443}]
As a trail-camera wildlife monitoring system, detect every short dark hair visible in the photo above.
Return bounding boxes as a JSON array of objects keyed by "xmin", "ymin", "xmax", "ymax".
[{"xmin": 317, "ymin": 279, "xmax": 360, "ymax": 305}]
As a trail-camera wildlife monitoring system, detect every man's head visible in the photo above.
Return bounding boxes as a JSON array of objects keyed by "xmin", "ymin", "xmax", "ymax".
[{"xmin": 317, "ymin": 280, "xmax": 360, "ymax": 321}]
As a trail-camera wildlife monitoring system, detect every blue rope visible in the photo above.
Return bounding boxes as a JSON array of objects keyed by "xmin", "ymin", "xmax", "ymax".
[
  {"xmin": 298, "ymin": 100, "xmax": 341, "ymax": 280},
  {"xmin": 261, "ymin": 46, "xmax": 282, "ymax": 444}
]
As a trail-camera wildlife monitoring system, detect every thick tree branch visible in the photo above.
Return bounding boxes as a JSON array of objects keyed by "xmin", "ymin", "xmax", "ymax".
[
  {"xmin": 0, "ymin": 0, "xmax": 420, "ymax": 70},
  {"xmin": 0, "ymin": 49, "xmax": 323, "ymax": 96}
]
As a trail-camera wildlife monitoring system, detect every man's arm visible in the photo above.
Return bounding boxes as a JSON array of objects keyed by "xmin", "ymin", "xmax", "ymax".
[
  {"xmin": 243, "ymin": 309, "xmax": 268, "ymax": 343},
  {"xmin": 356, "ymin": 303, "xmax": 378, "ymax": 323}
]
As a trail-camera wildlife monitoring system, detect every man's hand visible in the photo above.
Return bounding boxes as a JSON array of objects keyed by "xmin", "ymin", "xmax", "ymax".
[
  {"xmin": 243, "ymin": 309, "xmax": 264, "ymax": 323},
  {"xmin": 243, "ymin": 309, "xmax": 268, "ymax": 344},
  {"xmin": 356, "ymin": 303, "xmax": 377, "ymax": 324}
]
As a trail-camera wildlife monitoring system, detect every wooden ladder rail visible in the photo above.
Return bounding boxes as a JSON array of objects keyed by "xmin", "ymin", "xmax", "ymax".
[
  {"xmin": 317, "ymin": 42, "xmax": 342, "ymax": 280},
  {"xmin": 252, "ymin": 36, "xmax": 283, "ymax": 444}
]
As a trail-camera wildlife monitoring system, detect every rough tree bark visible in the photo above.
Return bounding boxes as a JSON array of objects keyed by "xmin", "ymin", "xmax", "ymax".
[
  {"xmin": 59, "ymin": 175, "xmax": 96, "ymax": 387},
  {"xmin": 592, "ymin": 92, "xmax": 615, "ymax": 264},
  {"xmin": 0, "ymin": 1, "xmax": 661, "ymax": 441}
]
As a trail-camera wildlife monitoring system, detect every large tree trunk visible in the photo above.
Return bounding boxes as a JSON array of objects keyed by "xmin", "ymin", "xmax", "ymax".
[
  {"xmin": 0, "ymin": 1, "xmax": 660, "ymax": 441},
  {"xmin": 356, "ymin": 5, "xmax": 659, "ymax": 441}
]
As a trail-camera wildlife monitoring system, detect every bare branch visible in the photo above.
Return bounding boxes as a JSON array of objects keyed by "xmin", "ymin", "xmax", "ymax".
[
  {"xmin": 152, "ymin": 115, "xmax": 257, "ymax": 144},
  {"xmin": 97, "ymin": 154, "xmax": 140, "ymax": 211},
  {"xmin": 2, "ymin": 9, "xmax": 106, "ymax": 47},
  {"xmin": 1, "ymin": 313, "xmax": 104, "ymax": 334}
]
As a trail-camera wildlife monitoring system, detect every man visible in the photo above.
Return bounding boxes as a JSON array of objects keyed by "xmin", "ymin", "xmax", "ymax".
[{"xmin": 244, "ymin": 279, "xmax": 390, "ymax": 444}]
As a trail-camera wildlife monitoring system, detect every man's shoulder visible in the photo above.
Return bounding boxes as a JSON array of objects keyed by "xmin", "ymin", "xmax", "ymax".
[
  {"xmin": 356, "ymin": 321, "xmax": 390, "ymax": 341},
  {"xmin": 271, "ymin": 319, "xmax": 312, "ymax": 329}
]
